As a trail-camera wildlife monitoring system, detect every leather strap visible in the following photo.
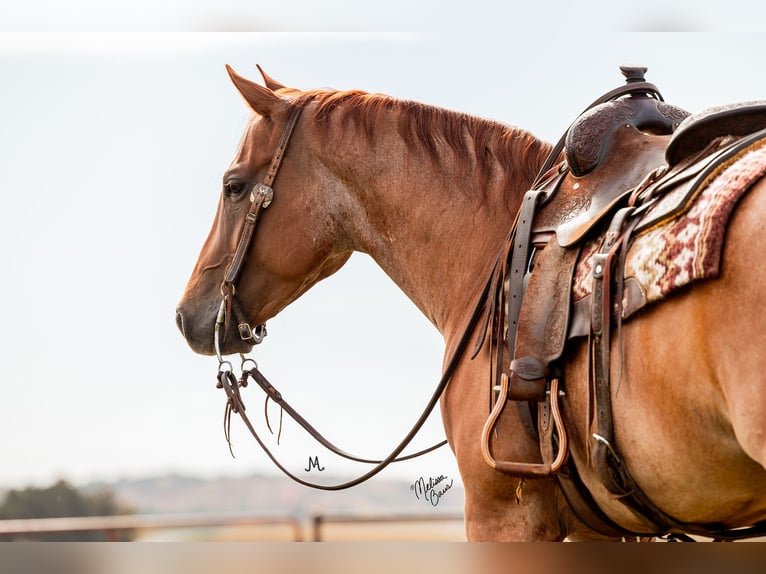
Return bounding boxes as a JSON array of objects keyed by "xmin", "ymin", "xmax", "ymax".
[
  {"xmin": 223, "ymin": 184, "xmax": 271, "ymax": 288},
  {"xmin": 506, "ymin": 187, "xmax": 551, "ymax": 373},
  {"xmin": 585, "ymin": 203, "xmax": 744, "ymax": 537},
  {"xmin": 589, "ymin": 207, "xmax": 641, "ymax": 496},
  {"xmin": 222, "ymin": 104, "xmax": 305, "ymax": 339}
]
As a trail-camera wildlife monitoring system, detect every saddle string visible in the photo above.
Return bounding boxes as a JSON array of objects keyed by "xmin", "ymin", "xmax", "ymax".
[{"xmin": 263, "ymin": 395, "xmax": 284, "ymax": 445}]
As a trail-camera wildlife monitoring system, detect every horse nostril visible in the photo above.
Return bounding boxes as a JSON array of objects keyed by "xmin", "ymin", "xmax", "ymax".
[{"xmin": 175, "ymin": 309, "xmax": 186, "ymax": 336}]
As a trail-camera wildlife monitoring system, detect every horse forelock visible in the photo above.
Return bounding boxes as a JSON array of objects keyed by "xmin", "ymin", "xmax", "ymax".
[{"xmin": 289, "ymin": 89, "xmax": 552, "ymax": 200}]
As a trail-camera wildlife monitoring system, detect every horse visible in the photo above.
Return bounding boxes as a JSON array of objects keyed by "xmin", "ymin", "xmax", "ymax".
[{"xmin": 175, "ymin": 66, "xmax": 766, "ymax": 541}]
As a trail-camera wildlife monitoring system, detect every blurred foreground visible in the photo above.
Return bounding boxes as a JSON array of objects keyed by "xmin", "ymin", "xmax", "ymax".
[
  {"xmin": 0, "ymin": 509, "xmax": 465, "ymax": 541},
  {"xmin": 2, "ymin": 541, "xmax": 766, "ymax": 574},
  {"xmin": 0, "ymin": 473, "xmax": 465, "ymax": 541}
]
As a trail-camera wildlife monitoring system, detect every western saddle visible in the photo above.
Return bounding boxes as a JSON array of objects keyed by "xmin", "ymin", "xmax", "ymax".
[{"xmin": 478, "ymin": 65, "xmax": 766, "ymax": 539}]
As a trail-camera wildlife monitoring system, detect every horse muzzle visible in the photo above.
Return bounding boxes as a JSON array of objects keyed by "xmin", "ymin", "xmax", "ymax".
[{"xmin": 175, "ymin": 300, "xmax": 257, "ymax": 356}]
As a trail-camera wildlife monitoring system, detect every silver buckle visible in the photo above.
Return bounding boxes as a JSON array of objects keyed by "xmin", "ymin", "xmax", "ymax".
[
  {"xmin": 238, "ymin": 322, "xmax": 254, "ymax": 341},
  {"xmin": 251, "ymin": 183, "xmax": 274, "ymax": 207},
  {"xmin": 238, "ymin": 322, "xmax": 267, "ymax": 344}
]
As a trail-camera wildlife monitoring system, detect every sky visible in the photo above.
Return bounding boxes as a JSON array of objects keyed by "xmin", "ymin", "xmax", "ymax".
[{"xmin": 1, "ymin": 8, "xmax": 766, "ymax": 497}]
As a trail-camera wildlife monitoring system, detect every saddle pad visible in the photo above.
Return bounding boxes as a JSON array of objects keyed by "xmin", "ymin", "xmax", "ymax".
[{"xmin": 572, "ymin": 143, "xmax": 766, "ymax": 315}]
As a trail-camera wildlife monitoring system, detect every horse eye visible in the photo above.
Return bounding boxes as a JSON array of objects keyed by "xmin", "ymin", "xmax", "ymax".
[{"xmin": 224, "ymin": 179, "xmax": 245, "ymax": 197}]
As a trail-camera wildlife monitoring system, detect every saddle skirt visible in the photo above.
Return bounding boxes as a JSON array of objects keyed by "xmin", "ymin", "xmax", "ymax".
[{"xmin": 571, "ymin": 138, "xmax": 766, "ymax": 322}]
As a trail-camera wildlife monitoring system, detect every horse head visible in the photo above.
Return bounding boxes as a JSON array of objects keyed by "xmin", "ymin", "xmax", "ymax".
[{"xmin": 176, "ymin": 66, "xmax": 352, "ymax": 355}]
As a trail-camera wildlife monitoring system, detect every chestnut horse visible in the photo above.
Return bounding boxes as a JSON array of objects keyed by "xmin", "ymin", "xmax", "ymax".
[{"xmin": 176, "ymin": 67, "xmax": 766, "ymax": 541}]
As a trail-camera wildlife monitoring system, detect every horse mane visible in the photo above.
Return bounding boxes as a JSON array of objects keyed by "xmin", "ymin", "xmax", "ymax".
[{"xmin": 290, "ymin": 89, "xmax": 552, "ymax": 200}]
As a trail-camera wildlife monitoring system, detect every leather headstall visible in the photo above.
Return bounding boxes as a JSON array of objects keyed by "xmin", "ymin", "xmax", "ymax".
[{"xmin": 219, "ymin": 104, "xmax": 305, "ymax": 348}]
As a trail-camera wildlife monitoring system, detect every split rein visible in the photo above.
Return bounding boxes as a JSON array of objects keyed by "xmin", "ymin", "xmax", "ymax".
[
  {"xmin": 210, "ymin": 101, "xmax": 491, "ymax": 490},
  {"xmin": 214, "ymin": 356, "xmax": 453, "ymax": 491}
]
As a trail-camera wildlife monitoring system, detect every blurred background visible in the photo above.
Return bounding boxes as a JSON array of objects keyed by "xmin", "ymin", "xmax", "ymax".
[{"xmin": 1, "ymin": 2, "xmax": 766, "ymax": 542}]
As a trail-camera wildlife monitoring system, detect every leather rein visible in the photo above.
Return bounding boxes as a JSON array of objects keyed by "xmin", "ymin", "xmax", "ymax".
[{"xmin": 213, "ymin": 100, "xmax": 494, "ymax": 490}]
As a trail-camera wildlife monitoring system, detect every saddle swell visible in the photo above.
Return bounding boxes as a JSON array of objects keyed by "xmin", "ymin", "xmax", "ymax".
[
  {"xmin": 566, "ymin": 95, "xmax": 689, "ymax": 177},
  {"xmin": 538, "ymin": 124, "xmax": 672, "ymax": 247}
]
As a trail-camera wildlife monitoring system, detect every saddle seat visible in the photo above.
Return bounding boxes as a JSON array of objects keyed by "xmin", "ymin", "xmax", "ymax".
[{"xmin": 666, "ymin": 100, "xmax": 766, "ymax": 165}]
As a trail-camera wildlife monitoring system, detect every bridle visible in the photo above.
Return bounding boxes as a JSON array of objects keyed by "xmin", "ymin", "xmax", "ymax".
[
  {"xmin": 211, "ymin": 99, "xmax": 493, "ymax": 490},
  {"xmin": 215, "ymin": 104, "xmax": 305, "ymax": 355}
]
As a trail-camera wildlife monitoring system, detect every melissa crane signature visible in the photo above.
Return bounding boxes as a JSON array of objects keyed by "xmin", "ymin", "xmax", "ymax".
[{"xmin": 410, "ymin": 475, "xmax": 454, "ymax": 507}]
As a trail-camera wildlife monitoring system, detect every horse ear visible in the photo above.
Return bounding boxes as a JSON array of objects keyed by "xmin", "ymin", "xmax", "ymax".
[
  {"xmin": 256, "ymin": 64, "xmax": 287, "ymax": 91},
  {"xmin": 225, "ymin": 64, "xmax": 285, "ymax": 117}
]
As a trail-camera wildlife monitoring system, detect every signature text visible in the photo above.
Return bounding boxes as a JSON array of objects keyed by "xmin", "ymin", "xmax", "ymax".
[{"xmin": 410, "ymin": 474, "xmax": 454, "ymax": 507}]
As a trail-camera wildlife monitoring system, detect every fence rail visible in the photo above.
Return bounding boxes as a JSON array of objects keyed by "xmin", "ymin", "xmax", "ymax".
[
  {"xmin": 0, "ymin": 511, "xmax": 466, "ymax": 541},
  {"xmin": 0, "ymin": 511, "xmax": 304, "ymax": 541},
  {"xmin": 310, "ymin": 512, "xmax": 465, "ymax": 541}
]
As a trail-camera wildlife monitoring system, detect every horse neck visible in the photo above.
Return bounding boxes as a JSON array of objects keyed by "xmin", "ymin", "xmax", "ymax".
[{"xmin": 315, "ymin": 107, "xmax": 549, "ymax": 337}]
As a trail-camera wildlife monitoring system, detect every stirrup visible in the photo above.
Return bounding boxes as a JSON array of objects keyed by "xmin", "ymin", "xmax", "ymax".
[{"xmin": 481, "ymin": 376, "xmax": 569, "ymax": 478}]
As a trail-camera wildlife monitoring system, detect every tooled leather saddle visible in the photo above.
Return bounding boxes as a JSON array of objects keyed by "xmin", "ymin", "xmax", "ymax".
[{"xmin": 479, "ymin": 66, "xmax": 766, "ymax": 540}]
